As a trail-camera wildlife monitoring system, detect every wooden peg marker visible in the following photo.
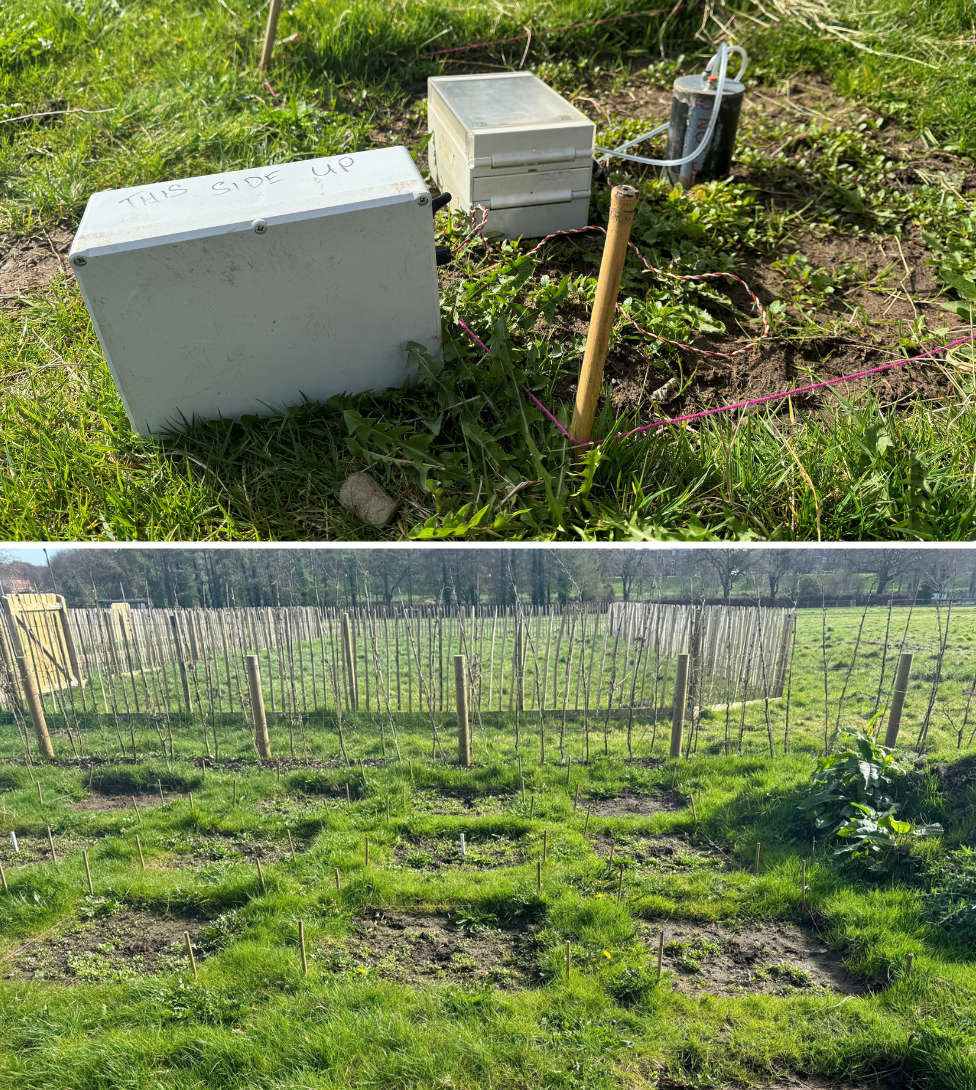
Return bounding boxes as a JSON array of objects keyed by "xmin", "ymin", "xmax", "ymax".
[
  {"xmin": 299, "ymin": 920, "xmax": 308, "ymax": 975},
  {"xmin": 569, "ymin": 185, "xmax": 640, "ymax": 447},
  {"xmin": 185, "ymin": 931, "xmax": 197, "ymax": 976},
  {"xmin": 259, "ymin": 0, "xmax": 283, "ymax": 70}
]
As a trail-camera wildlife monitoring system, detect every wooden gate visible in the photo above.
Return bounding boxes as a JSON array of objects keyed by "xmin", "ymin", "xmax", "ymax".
[{"xmin": 1, "ymin": 594, "xmax": 83, "ymax": 694}]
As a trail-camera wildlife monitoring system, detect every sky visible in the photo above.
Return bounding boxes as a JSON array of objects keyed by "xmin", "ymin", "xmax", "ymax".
[{"xmin": 4, "ymin": 548, "xmax": 64, "ymax": 566}]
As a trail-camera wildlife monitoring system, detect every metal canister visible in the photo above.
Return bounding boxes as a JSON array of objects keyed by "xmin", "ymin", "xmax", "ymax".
[{"xmin": 664, "ymin": 73, "xmax": 745, "ymax": 188}]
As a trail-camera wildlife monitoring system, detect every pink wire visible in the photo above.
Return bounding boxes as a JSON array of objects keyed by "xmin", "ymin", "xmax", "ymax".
[
  {"xmin": 263, "ymin": 78, "xmax": 279, "ymax": 103},
  {"xmin": 420, "ymin": 7, "xmax": 686, "ymax": 57},
  {"xmin": 455, "ymin": 319, "xmax": 976, "ymax": 445},
  {"xmin": 513, "ymin": 334, "xmax": 976, "ymax": 445}
]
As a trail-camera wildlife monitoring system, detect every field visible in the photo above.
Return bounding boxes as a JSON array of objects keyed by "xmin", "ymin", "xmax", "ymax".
[
  {"xmin": 3, "ymin": 0, "xmax": 976, "ymax": 540},
  {"xmin": 3, "ymin": 603, "xmax": 973, "ymax": 764},
  {"xmin": 0, "ymin": 737, "xmax": 974, "ymax": 1090}
]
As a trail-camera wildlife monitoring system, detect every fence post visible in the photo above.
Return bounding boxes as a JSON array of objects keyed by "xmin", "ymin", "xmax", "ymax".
[
  {"xmin": 885, "ymin": 653, "xmax": 914, "ymax": 749},
  {"xmin": 17, "ymin": 656, "xmax": 54, "ymax": 758},
  {"xmin": 670, "ymin": 653, "xmax": 690, "ymax": 760},
  {"xmin": 341, "ymin": 613, "xmax": 359, "ymax": 711},
  {"xmin": 245, "ymin": 655, "xmax": 272, "ymax": 759},
  {"xmin": 455, "ymin": 654, "xmax": 470, "ymax": 767}
]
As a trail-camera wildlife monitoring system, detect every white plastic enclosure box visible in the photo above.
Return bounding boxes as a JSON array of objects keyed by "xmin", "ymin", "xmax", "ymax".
[
  {"xmin": 427, "ymin": 73, "xmax": 596, "ymax": 239},
  {"xmin": 69, "ymin": 146, "xmax": 442, "ymax": 436}
]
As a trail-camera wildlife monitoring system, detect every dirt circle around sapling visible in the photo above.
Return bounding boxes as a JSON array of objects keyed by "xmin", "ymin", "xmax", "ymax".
[
  {"xmin": 590, "ymin": 831, "xmax": 727, "ymax": 874},
  {"xmin": 583, "ymin": 788, "xmax": 686, "ymax": 817},
  {"xmin": 392, "ymin": 832, "xmax": 527, "ymax": 871},
  {"xmin": 1, "ymin": 908, "xmax": 210, "ymax": 984},
  {"xmin": 641, "ymin": 917, "xmax": 864, "ymax": 998},
  {"xmin": 319, "ymin": 908, "xmax": 540, "ymax": 989}
]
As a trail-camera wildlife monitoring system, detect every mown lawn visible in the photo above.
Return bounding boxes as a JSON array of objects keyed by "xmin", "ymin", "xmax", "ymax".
[
  {"xmin": 0, "ymin": 743, "xmax": 973, "ymax": 1090},
  {"xmin": 3, "ymin": 0, "xmax": 976, "ymax": 539}
]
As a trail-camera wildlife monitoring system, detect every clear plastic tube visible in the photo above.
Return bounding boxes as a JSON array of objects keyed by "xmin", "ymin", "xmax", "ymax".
[{"xmin": 594, "ymin": 42, "xmax": 747, "ymax": 169}]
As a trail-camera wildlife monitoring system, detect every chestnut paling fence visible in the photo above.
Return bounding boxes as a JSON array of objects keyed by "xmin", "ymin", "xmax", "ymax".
[{"xmin": 0, "ymin": 599, "xmax": 794, "ymax": 762}]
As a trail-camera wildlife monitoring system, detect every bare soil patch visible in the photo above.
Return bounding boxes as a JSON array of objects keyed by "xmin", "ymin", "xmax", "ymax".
[
  {"xmin": 392, "ymin": 832, "xmax": 526, "ymax": 870},
  {"xmin": 320, "ymin": 908, "xmax": 539, "ymax": 988},
  {"xmin": 0, "ymin": 228, "xmax": 72, "ymax": 299},
  {"xmin": 1, "ymin": 831, "xmax": 98, "ymax": 867},
  {"xmin": 640, "ymin": 917, "xmax": 863, "ymax": 997},
  {"xmin": 66, "ymin": 790, "xmax": 183, "ymax": 812},
  {"xmin": 1, "ymin": 908, "xmax": 206, "ymax": 983},
  {"xmin": 757, "ymin": 1077, "xmax": 907, "ymax": 1090},
  {"xmin": 410, "ymin": 789, "xmax": 511, "ymax": 817},
  {"xmin": 584, "ymin": 788, "xmax": 686, "ymax": 817},
  {"xmin": 591, "ymin": 832, "xmax": 726, "ymax": 873},
  {"xmin": 164, "ymin": 833, "xmax": 295, "ymax": 866}
]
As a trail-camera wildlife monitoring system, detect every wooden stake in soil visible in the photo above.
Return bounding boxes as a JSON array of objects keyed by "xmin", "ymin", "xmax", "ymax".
[
  {"xmin": 158, "ymin": 780, "xmax": 165, "ymax": 805},
  {"xmin": 584, "ymin": 808, "xmax": 591, "ymax": 836},
  {"xmin": 299, "ymin": 919, "xmax": 308, "ymax": 976},
  {"xmin": 17, "ymin": 656, "xmax": 54, "ymax": 758},
  {"xmin": 569, "ymin": 185, "xmax": 640, "ymax": 446},
  {"xmin": 573, "ymin": 783, "xmax": 580, "ymax": 810},
  {"xmin": 233, "ymin": 779, "xmax": 238, "ymax": 806},
  {"xmin": 455, "ymin": 654, "xmax": 471, "ymax": 767},
  {"xmin": 543, "ymin": 829, "xmax": 548, "ymax": 862},
  {"xmin": 565, "ymin": 940, "xmax": 572, "ymax": 979},
  {"xmin": 0, "ymin": 861, "xmax": 7, "ymax": 893},
  {"xmin": 256, "ymin": 858, "xmax": 266, "ymax": 893},
  {"xmin": 537, "ymin": 859, "xmax": 542, "ymax": 892},
  {"xmin": 335, "ymin": 867, "xmax": 341, "ymax": 891},
  {"xmin": 46, "ymin": 827, "xmax": 58, "ymax": 864},
  {"xmin": 346, "ymin": 783, "xmax": 351, "ymax": 810},
  {"xmin": 131, "ymin": 796, "xmax": 142, "ymax": 824},
  {"xmin": 258, "ymin": 0, "xmax": 283, "ymax": 69},
  {"xmin": 617, "ymin": 863, "xmax": 625, "ymax": 902},
  {"xmin": 37, "ymin": 783, "xmax": 43, "ymax": 803},
  {"xmin": 83, "ymin": 850, "xmax": 94, "ymax": 896},
  {"xmin": 245, "ymin": 655, "xmax": 272, "ymax": 759},
  {"xmin": 136, "ymin": 835, "xmax": 146, "ymax": 870},
  {"xmin": 670, "ymin": 654, "xmax": 690, "ymax": 760},
  {"xmin": 365, "ymin": 835, "xmax": 369, "ymax": 866},
  {"xmin": 185, "ymin": 931, "xmax": 197, "ymax": 976},
  {"xmin": 520, "ymin": 774, "xmax": 526, "ymax": 804},
  {"xmin": 656, "ymin": 930, "xmax": 665, "ymax": 981},
  {"xmin": 755, "ymin": 842, "xmax": 761, "ymax": 873},
  {"xmin": 287, "ymin": 829, "xmax": 297, "ymax": 862},
  {"xmin": 906, "ymin": 952, "xmax": 914, "ymax": 974},
  {"xmin": 885, "ymin": 652, "xmax": 914, "ymax": 749},
  {"xmin": 529, "ymin": 795, "xmax": 535, "ymax": 819},
  {"xmin": 690, "ymin": 793, "xmax": 697, "ymax": 821}
]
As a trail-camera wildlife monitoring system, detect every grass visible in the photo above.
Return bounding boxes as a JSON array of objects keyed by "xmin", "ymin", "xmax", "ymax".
[
  {"xmin": 0, "ymin": 744, "xmax": 974, "ymax": 1089},
  {"xmin": 6, "ymin": 603, "xmax": 973, "ymax": 764},
  {"xmin": 2, "ymin": 0, "xmax": 976, "ymax": 539}
]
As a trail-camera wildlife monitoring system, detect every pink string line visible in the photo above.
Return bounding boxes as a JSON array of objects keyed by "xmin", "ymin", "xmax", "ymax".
[
  {"xmin": 420, "ymin": 6, "xmax": 687, "ymax": 57},
  {"xmin": 516, "ymin": 333, "xmax": 976, "ymax": 445},
  {"xmin": 263, "ymin": 78, "xmax": 280, "ymax": 103}
]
